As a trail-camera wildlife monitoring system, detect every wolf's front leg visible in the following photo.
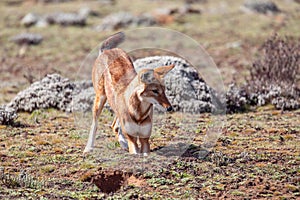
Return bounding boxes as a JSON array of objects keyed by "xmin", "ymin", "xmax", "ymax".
[
  {"xmin": 83, "ymin": 122, "xmax": 97, "ymax": 153},
  {"xmin": 126, "ymin": 134, "xmax": 139, "ymax": 154},
  {"xmin": 83, "ymin": 95, "xmax": 107, "ymax": 154},
  {"xmin": 139, "ymin": 137, "xmax": 150, "ymax": 156},
  {"xmin": 118, "ymin": 128, "xmax": 129, "ymax": 150}
]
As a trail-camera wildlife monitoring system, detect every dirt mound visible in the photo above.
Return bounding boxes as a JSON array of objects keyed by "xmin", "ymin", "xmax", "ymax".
[{"xmin": 85, "ymin": 168, "xmax": 145, "ymax": 194}]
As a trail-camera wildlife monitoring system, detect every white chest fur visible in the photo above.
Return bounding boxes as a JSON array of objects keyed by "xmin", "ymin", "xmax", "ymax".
[{"xmin": 123, "ymin": 121, "xmax": 152, "ymax": 138}]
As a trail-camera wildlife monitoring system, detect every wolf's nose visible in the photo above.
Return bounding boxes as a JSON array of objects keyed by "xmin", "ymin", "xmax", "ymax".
[{"xmin": 166, "ymin": 106, "xmax": 173, "ymax": 112}]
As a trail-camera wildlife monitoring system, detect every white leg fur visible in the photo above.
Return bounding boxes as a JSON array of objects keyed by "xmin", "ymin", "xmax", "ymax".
[
  {"xmin": 83, "ymin": 120, "xmax": 97, "ymax": 153},
  {"xmin": 140, "ymin": 138, "xmax": 150, "ymax": 156},
  {"xmin": 127, "ymin": 138, "xmax": 139, "ymax": 154},
  {"xmin": 118, "ymin": 127, "xmax": 128, "ymax": 150},
  {"xmin": 84, "ymin": 96, "xmax": 106, "ymax": 153},
  {"xmin": 129, "ymin": 144, "xmax": 139, "ymax": 154}
]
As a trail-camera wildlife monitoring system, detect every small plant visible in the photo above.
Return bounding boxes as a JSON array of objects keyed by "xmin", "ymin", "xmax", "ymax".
[
  {"xmin": 248, "ymin": 34, "xmax": 299, "ymax": 94},
  {"xmin": 226, "ymin": 34, "xmax": 300, "ymax": 113},
  {"xmin": 247, "ymin": 34, "xmax": 300, "ymax": 110},
  {"xmin": 0, "ymin": 167, "xmax": 46, "ymax": 189}
]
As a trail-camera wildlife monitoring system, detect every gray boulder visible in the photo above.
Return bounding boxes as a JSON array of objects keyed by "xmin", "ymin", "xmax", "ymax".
[
  {"xmin": 271, "ymin": 97, "xmax": 300, "ymax": 110},
  {"xmin": 8, "ymin": 74, "xmax": 74, "ymax": 112},
  {"xmin": 7, "ymin": 73, "xmax": 95, "ymax": 113},
  {"xmin": 46, "ymin": 12, "xmax": 86, "ymax": 26},
  {"xmin": 11, "ymin": 33, "xmax": 43, "ymax": 45},
  {"xmin": 95, "ymin": 12, "xmax": 156, "ymax": 31},
  {"xmin": 225, "ymin": 83, "xmax": 300, "ymax": 113},
  {"xmin": 243, "ymin": 0, "xmax": 280, "ymax": 14},
  {"xmin": 69, "ymin": 80, "xmax": 94, "ymax": 112},
  {"xmin": 248, "ymin": 85, "xmax": 300, "ymax": 110},
  {"xmin": 20, "ymin": 7, "xmax": 90, "ymax": 28}
]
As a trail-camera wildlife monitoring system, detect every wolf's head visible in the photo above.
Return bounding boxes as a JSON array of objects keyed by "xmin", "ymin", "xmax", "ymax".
[{"xmin": 136, "ymin": 65, "xmax": 175, "ymax": 112}]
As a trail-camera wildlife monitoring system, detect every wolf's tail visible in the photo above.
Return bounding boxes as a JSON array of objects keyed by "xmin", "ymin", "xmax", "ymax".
[{"xmin": 100, "ymin": 32, "xmax": 125, "ymax": 52}]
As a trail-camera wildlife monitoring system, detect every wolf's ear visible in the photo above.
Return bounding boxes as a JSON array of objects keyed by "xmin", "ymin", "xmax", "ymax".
[
  {"xmin": 140, "ymin": 69, "xmax": 155, "ymax": 84},
  {"xmin": 154, "ymin": 64, "xmax": 175, "ymax": 77}
]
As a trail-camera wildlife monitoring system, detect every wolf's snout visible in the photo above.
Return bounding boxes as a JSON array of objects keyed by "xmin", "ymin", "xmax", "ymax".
[{"xmin": 166, "ymin": 106, "xmax": 173, "ymax": 112}]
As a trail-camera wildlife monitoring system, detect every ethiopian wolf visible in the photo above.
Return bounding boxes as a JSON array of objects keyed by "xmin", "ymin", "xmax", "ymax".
[{"xmin": 83, "ymin": 32, "xmax": 174, "ymax": 155}]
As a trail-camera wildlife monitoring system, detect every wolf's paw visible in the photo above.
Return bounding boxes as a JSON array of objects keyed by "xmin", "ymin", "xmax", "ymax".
[
  {"xmin": 142, "ymin": 152, "xmax": 149, "ymax": 157},
  {"xmin": 119, "ymin": 140, "xmax": 129, "ymax": 150},
  {"xmin": 83, "ymin": 146, "xmax": 94, "ymax": 155}
]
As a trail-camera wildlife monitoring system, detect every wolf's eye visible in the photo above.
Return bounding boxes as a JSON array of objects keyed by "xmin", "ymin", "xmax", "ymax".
[{"xmin": 152, "ymin": 89, "xmax": 159, "ymax": 94}]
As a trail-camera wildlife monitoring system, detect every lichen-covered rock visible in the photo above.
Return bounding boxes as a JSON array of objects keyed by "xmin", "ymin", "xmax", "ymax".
[
  {"xmin": 20, "ymin": 8, "xmax": 89, "ymax": 28},
  {"xmin": 134, "ymin": 56, "xmax": 214, "ymax": 113},
  {"xmin": 225, "ymin": 83, "xmax": 300, "ymax": 113},
  {"xmin": 243, "ymin": 0, "xmax": 280, "ymax": 14},
  {"xmin": 11, "ymin": 33, "xmax": 43, "ymax": 45},
  {"xmin": 225, "ymin": 84, "xmax": 248, "ymax": 114},
  {"xmin": 95, "ymin": 12, "xmax": 156, "ymax": 31},
  {"xmin": 69, "ymin": 80, "xmax": 95, "ymax": 112},
  {"xmin": 46, "ymin": 12, "xmax": 86, "ymax": 26},
  {"xmin": 185, "ymin": 0, "xmax": 207, "ymax": 4},
  {"xmin": 8, "ymin": 74, "xmax": 75, "ymax": 112},
  {"xmin": 7, "ymin": 74, "xmax": 96, "ymax": 113},
  {"xmin": 0, "ymin": 106, "xmax": 17, "ymax": 125},
  {"xmin": 70, "ymin": 87, "xmax": 95, "ymax": 113},
  {"xmin": 248, "ymin": 85, "xmax": 282, "ymax": 106},
  {"xmin": 271, "ymin": 97, "xmax": 300, "ymax": 110}
]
